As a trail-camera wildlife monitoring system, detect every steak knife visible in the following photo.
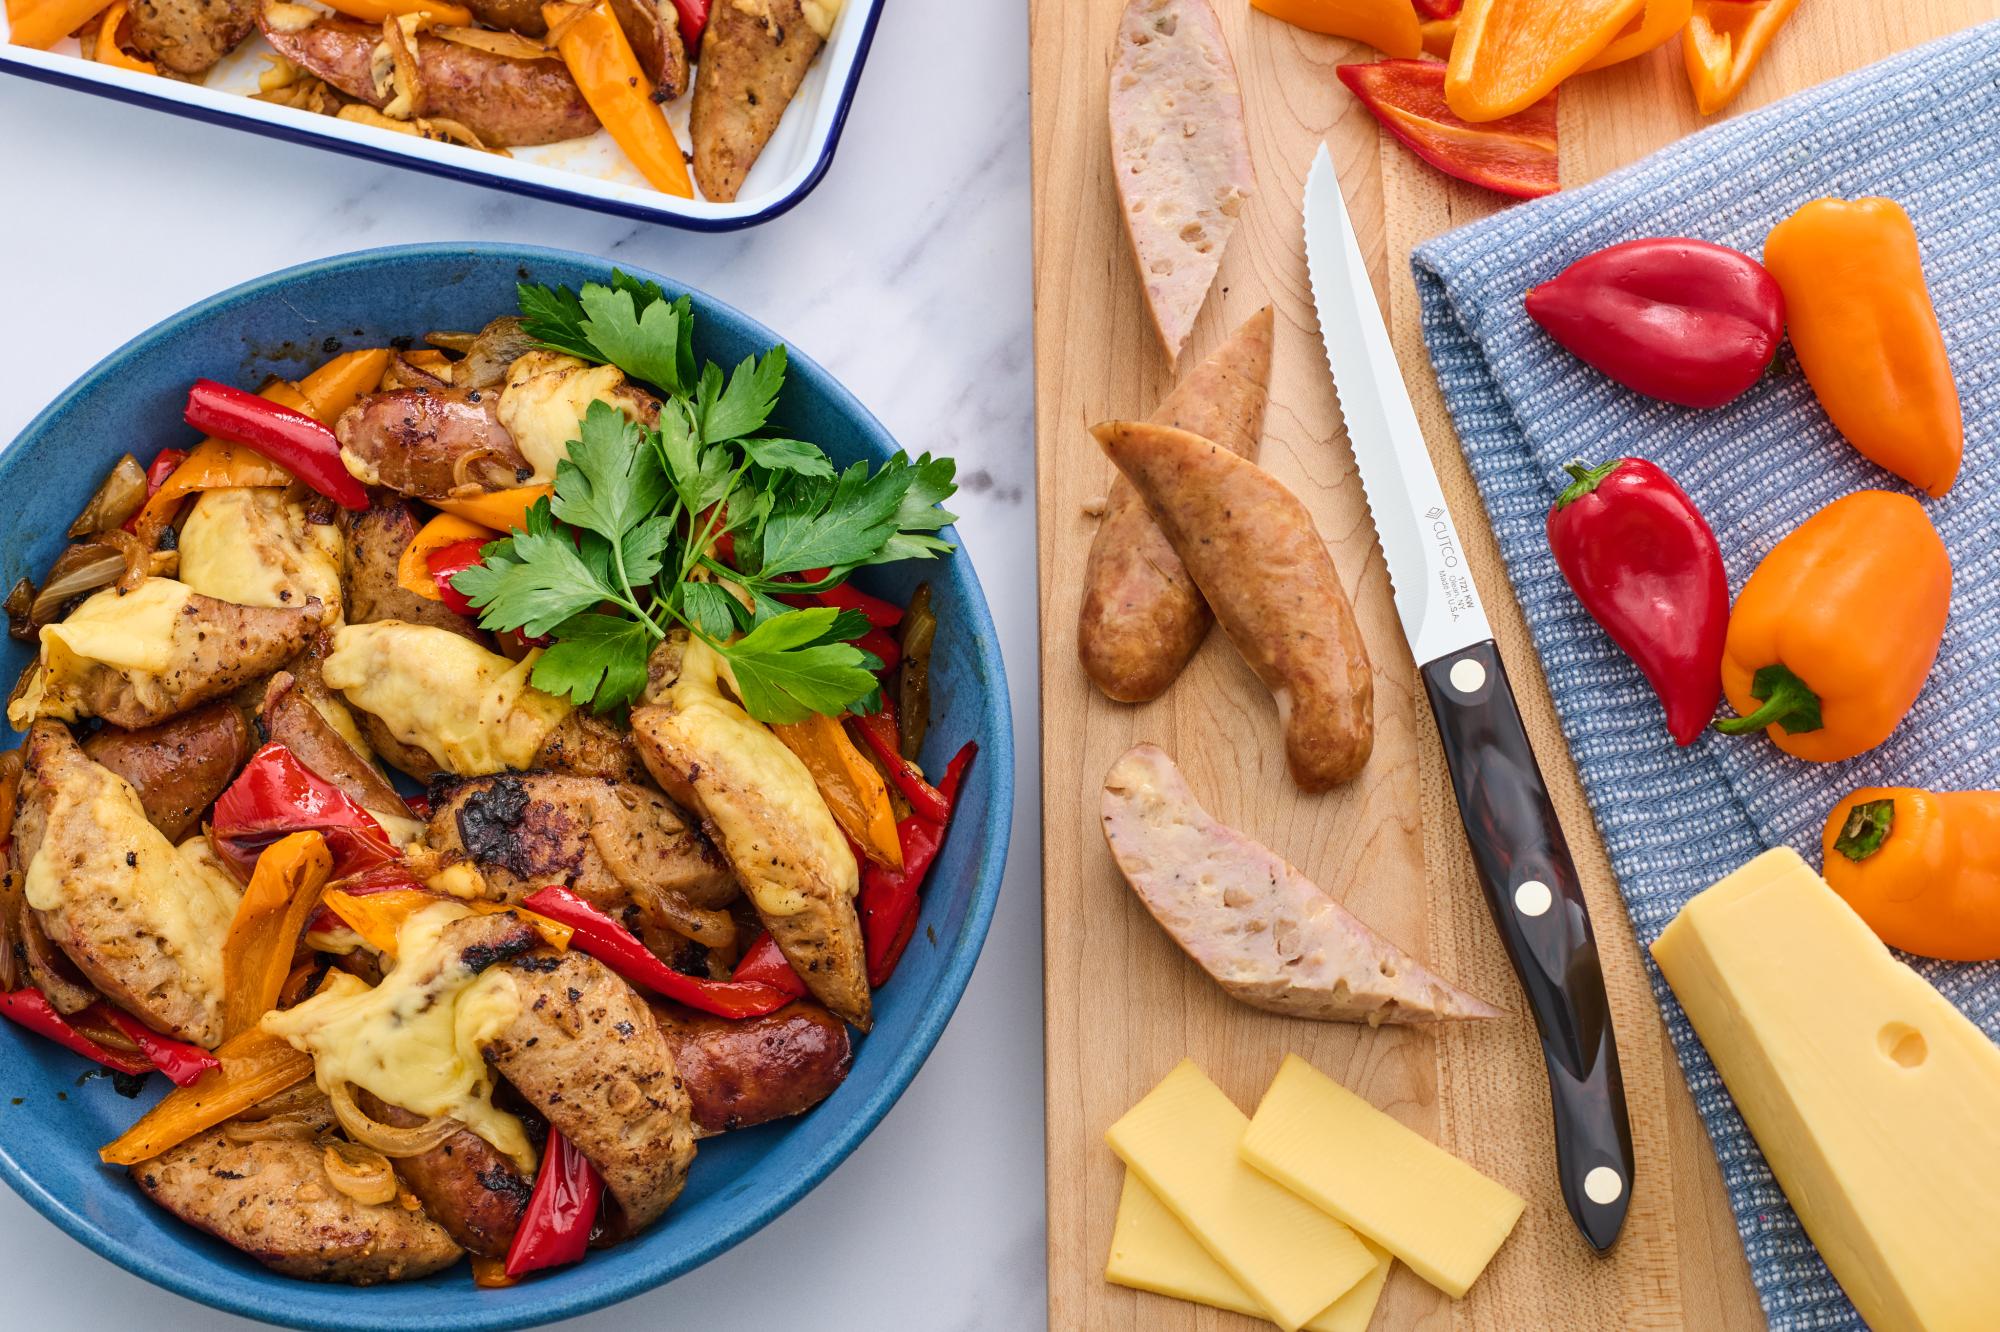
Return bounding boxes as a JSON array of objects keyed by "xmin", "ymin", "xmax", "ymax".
[{"xmin": 1302, "ymin": 144, "xmax": 1633, "ymax": 1251}]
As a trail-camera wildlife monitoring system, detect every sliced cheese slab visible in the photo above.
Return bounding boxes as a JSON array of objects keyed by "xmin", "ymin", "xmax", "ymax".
[
  {"xmin": 1105, "ymin": 1059, "xmax": 1376, "ymax": 1332},
  {"xmin": 1107, "ymin": 1169, "xmax": 1393, "ymax": 1332},
  {"xmin": 1240, "ymin": 1055, "xmax": 1525, "ymax": 1299},
  {"xmin": 1652, "ymin": 847, "xmax": 2000, "ymax": 1332}
]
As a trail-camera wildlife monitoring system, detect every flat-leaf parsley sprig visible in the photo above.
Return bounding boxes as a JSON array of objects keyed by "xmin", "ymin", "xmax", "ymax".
[{"xmin": 452, "ymin": 273, "xmax": 957, "ymax": 724}]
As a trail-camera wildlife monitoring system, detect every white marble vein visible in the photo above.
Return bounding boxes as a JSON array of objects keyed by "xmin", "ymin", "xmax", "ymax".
[{"xmin": 0, "ymin": 0, "xmax": 1045, "ymax": 1325}]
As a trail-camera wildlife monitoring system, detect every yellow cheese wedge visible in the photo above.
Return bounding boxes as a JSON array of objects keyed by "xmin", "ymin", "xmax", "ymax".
[
  {"xmin": 1652, "ymin": 847, "xmax": 2000, "ymax": 1332},
  {"xmin": 1239, "ymin": 1055, "xmax": 1525, "ymax": 1299},
  {"xmin": 1107, "ymin": 1169, "xmax": 1393, "ymax": 1331},
  {"xmin": 1105, "ymin": 1059, "xmax": 1376, "ymax": 1332}
]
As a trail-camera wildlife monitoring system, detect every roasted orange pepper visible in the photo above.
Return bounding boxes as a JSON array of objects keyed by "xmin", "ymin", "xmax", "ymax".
[
  {"xmin": 1250, "ymin": 0, "xmax": 1420, "ymax": 58},
  {"xmin": 546, "ymin": 1, "xmax": 694, "ymax": 197},
  {"xmin": 91, "ymin": 0, "xmax": 155, "ymax": 71},
  {"xmin": 771, "ymin": 711, "xmax": 904, "ymax": 870},
  {"xmin": 1823, "ymin": 788, "xmax": 2000, "ymax": 961},
  {"xmin": 317, "ymin": 0, "xmax": 475, "ymax": 24},
  {"xmin": 1446, "ymin": 0, "xmax": 1644, "ymax": 121},
  {"xmin": 8, "ymin": 0, "xmax": 113, "ymax": 50},
  {"xmin": 219, "ymin": 831, "xmax": 333, "ymax": 1042},
  {"xmin": 1683, "ymin": 0, "xmax": 1800, "ymax": 115},
  {"xmin": 99, "ymin": 1026, "xmax": 314, "ymax": 1165},
  {"xmin": 396, "ymin": 511, "xmax": 500, "ymax": 602},
  {"xmin": 1763, "ymin": 197, "xmax": 1963, "ymax": 497},
  {"xmin": 430, "ymin": 484, "xmax": 555, "ymax": 534},
  {"xmin": 1715, "ymin": 491, "xmax": 1950, "ymax": 762},
  {"xmin": 1580, "ymin": 0, "xmax": 1691, "ymax": 72}
]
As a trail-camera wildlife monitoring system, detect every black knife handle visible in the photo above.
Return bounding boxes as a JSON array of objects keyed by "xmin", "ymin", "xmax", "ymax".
[{"xmin": 1419, "ymin": 639, "xmax": 1634, "ymax": 1252}]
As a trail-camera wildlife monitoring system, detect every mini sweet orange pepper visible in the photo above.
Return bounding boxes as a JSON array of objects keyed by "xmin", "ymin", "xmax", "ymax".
[
  {"xmin": 431, "ymin": 484, "xmax": 555, "ymax": 534},
  {"xmin": 100, "ymin": 1026, "xmax": 314, "ymax": 1165},
  {"xmin": 1447, "ymin": 0, "xmax": 1645, "ymax": 121},
  {"xmin": 771, "ymin": 711, "xmax": 904, "ymax": 870},
  {"xmin": 546, "ymin": 1, "xmax": 695, "ymax": 198},
  {"xmin": 1715, "ymin": 491, "xmax": 1950, "ymax": 762},
  {"xmin": 1581, "ymin": 0, "xmax": 1692, "ymax": 72},
  {"xmin": 397, "ymin": 511, "xmax": 500, "ymax": 602},
  {"xmin": 1822, "ymin": 787, "xmax": 2000, "ymax": 961},
  {"xmin": 91, "ymin": 0, "xmax": 155, "ymax": 71},
  {"xmin": 219, "ymin": 831, "xmax": 332, "ymax": 1041},
  {"xmin": 8, "ymin": 0, "xmax": 113, "ymax": 50},
  {"xmin": 317, "ymin": 0, "xmax": 475, "ymax": 25},
  {"xmin": 1682, "ymin": 0, "xmax": 1801, "ymax": 115},
  {"xmin": 1249, "ymin": 0, "xmax": 1420, "ymax": 58},
  {"xmin": 1762, "ymin": 197, "xmax": 1963, "ymax": 496},
  {"xmin": 1420, "ymin": 17, "xmax": 1456, "ymax": 59}
]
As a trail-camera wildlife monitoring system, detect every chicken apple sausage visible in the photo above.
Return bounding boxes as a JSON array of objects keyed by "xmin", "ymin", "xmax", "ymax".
[
  {"xmin": 82, "ymin": 701, "xmax": 251, "ymax": 842},
  {"xmin": 1092, "ymin": 420, "xmax": 1374, "ymax": 790},
  {"xmin": 653, "ymin": 1001, "xmax": 853, "ymax": 1134}
]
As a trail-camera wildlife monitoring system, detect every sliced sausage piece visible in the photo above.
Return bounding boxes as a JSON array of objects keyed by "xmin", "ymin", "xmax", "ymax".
[
  {"xmin": 132, "ymin": 1122, "xmax": 462, "ymax": 1282},
  {"xmin": 534, "ymin": 711, "xmax": 651, "ymax": 785},
  {"xmin": 83, "ymin": 701, "xmax": 251, "ymax": 843},
  {"xmin": 1102, "ymin": 744, "xmax": 1500, "ymax": 1024},
  {"xmin": 261, "ymin": 671, "xmax": 409, "ymax": 820},
  {"xmin": 125, "ymin": 0, "xmax": 257, "ymax": 76},
  {"xmin": 1093, "ymin": 421, "xmax": 1375, "ymax": 790},
  {"xmin": 341, "ymin": 500, "xmax": 484, "ymax": 640},
  {"xmin": 355, "ymin": 1088, "xmax": 530, "ymax": 1259},
  {"xmin": 653, "ymin": 1000, "xmax": 851, "ymax": 1134},
  {"xmin": 333, "ymin": 388, "xmax": 532, "ymax": 502},
  {"xmin": 14, "ymin": 893, "xmax": 99, "ymax": 1016},
  {"xmin": 610, "ymin": 0, "xmax": 688, "ymax": 99},
  {"xmin": 1078, "ymin": 306, "xmax": 1272, "ymax": 703},
  {"xmin": 463, "ymin": 0, "xmax": 546, "ymax": 33},
  {"xmin": 689, "ymin": 0, "xmax": 824, "ymax": 203}
]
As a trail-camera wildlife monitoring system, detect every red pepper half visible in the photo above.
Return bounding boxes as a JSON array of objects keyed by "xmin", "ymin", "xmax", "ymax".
[
  {"xmin": 122, "ymin": 447, "xmax": 189, "ymax": 533},
  {"xmin": 1546, "ymin": 458, "xmax": 1728, "ymax": 746},
  {"xmin": 426, "ymin": 538, "xmax": 489, "ymax": 619},
  {"xmin": 1525, "ymin": 238, "xmax": 1785, "ymax": 408},
  {"xmin": 183, "ymin": 379, "xmax": 370, "ymax": 511},
  {"xmin": 211, "ymin": 743, "xmax": 399, "ymax": 882},
  {"xmin": 0, "ymin": 989, "xmax": 154, "ymax": 1077},
  {"xmin": 521, "ymin": 887, "xmax": 796, "ymax": 1019},
  {"xmin": 503, "ymin": 1126, "xmax": 604, "ymax": 1279},
  {"xmin": 730, "ymin": 931, "xmax": 808, "ymax": 997},
  {"xmin": 815, "ymin": 582, "xmax": 904, "ymax": 630},
  {"xmin": 97, "ymin": 1006, "xmax": 221, "ymax": 1087},
  {"xmin": 1338, "ymin": 59, "xmax": 1557, "ymax": 201},
  {"xmin": 848, "ymin": 711, "xmax": 950, "ymax": 824},
  {"xmin": 669, "ymin": 0, "xmax": 709, "ymax": 48},
  {"xmin": 860, "ymin": 741, "xmax": 977, "ymax": 988}
]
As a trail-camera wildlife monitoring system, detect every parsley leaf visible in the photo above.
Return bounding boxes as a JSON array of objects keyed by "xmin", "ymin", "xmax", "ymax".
[
  {"xmin": 453, "ymin": 502, "xmax": 617, "ymax": 637},
  {"xmin": 553, "ymin": 400, "xmax": 672, "ymax": 543},
  {"xmin": 579, "ymin": 285, "xmax": 692, "ymax": 394},
  {"xmin": 757, "ymin": 460, "xmax": 915, "ymax": 577},
  {"xmin": 701, "ymin": 347, "xmax": 787, "ymax": 444},
  {"xmin": 878, "ymin": 453, "xmax": 960, "ymax": 563},
  {"xmin": 531, "ymin": 614, "xmax": 654, "ymax": 710},
  {"xmin": 515, "ymin": 282, "xmax": 595, "ymax": 362},
  {"xmin": 742, "ymin": 436, "xmax": 835, "ymax": 479},
  {"xmin": 681, "ymin": 581, "xmax": 744, "ymax": 638},
  {"xmin": 720, "ymin": 608, "xmax": 881, "ymax": 724}
]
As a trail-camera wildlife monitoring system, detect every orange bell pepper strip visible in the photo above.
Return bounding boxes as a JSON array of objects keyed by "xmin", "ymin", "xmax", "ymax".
[
  {"xmin": 1580, "ymin": 0, "xmax": 1691, "ymax": 72},
  {"xmin": 430, "ymin": 484, "xmax": 555, "ymax": 535},
  {"xmin": 220, "ymin": 831, "xmax": 333, "ymax": 1042},
  {"xmin": 316, "ymin": 0, "xmax": 474, "ymax": 24},
  {"xmin": 320, "ymin": 888, "xmax": 573, "ymax": 957},
  {"xmin": 1714, "ymin": 491, "xmax": 1951, "ymax": 763},
  {"xmin": 545, "ymin": 1, "xmax": 695, "ymax": 197},
  {"xmin": 1249, "ymin": 0, "xmax": 1420, "ymax": 58},
  {"xmin": 1682, "ymin": 0, "xmax": 1801, "ymax": 116},
  {"xmin": 771, "ymin": 711, "xmax": 904, "ymax": 870},
  {"xmin": 1762, "ymin": 197, "xmax": 1962, "ymax": 497},
  {"xmin": 8, "ymin": 0, "xmax": 113, "ymax": 50},
  {"xmin": 91, "ymin": 0, "xmax": 155, "ymax": 71},
  {"xmin": 397, "ymin": 512, "xmax": 500, "ymax": 602},
  {"xmin": 98, "ymin": 1025, "xmax": 315, "ymax": 1165},
  {"xmin": 291, "ymin": 346, "xmax": 394, "ymax": 423},
  {"xmin": 1420, "ymin": 17, "xmax": 1456, "ymax": 60},
  {"xmin": 1447, "ymin": 0, "xmax": 1645, "ymax": 121},
  {"xmin": 1822, "ymin": 788, "xmax": 2000, "ymax": 962}
]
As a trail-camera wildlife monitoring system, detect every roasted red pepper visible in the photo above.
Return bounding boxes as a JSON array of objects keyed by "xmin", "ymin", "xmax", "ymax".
[
  {"xmin": 776, "ymin": 579, "xmax": 905, "ymax": 673},
  {"xmin": 1338, "ymin": 59, "xmax": 1557, "ymax": 200},
  {"xmin": 848, "ymin": 711, "xmax": 951, "ymax": 824},
  {"xmin": 1546, "ymin": 458, "xmax": 1728, "ymax": 746},
  {"xmin": 122, "ymin": 447, "xmax": 189, "ymax": 533},
  {"xmin": 304, "ymin": 864, "xmax": 426, "ymax": 938},
  {"xmin": 730, "ymin": 931, "xmax": 808, "ymax": 997},
  {"xmin": 97, "ymin": 1005, "xmax": 221, "ymax": 1087},
  {"xmin": 860, "ymin": 741, "xmax": 977, "ymax": 988},
  {"xmin": 182, "ymin": 378, "xmax": 370, "ymax": 511},
  {"xmin": 503, "ymin": 1126, "xmax": 604, "ymax": 1279},
  {"xmin": 1525, "ymin": 238, "xmax": 1785, "ymax": 408},
  {"xmin": 814, "ymin": 581, "xmax": 904, "ymax": 630},
  {"xmin": 669, "ymin": 0, "xmax": 709, "ymax": 48},
  {"xmin": 1412, "ymin": 0, "xmax": 1461, "ymax": 17},
  {"xmin": 522, "ymin": 887, "xmax": 796, "ymax": 1019},
  {"xmin": 425, "ymin": 538, "xmax": 489, "ymax": 619},
  {"xmin": 211, "ymin": 743, "xmax": 399, "ymax": 882},
  {"xmin": 0, "ymin": 989, "xmax": 154, "ymax": 1077}
]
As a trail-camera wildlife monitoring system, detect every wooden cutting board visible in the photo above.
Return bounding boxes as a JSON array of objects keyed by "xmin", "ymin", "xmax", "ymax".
[{"xmin": 1032, "ymin": 2, "xmax": 1995, "ymax": 1328}]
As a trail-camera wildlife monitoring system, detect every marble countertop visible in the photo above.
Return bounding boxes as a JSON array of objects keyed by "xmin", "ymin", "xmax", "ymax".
[{"xmin": 0, "ymin": 1, "xmax": 1045, "ymax": 1326}]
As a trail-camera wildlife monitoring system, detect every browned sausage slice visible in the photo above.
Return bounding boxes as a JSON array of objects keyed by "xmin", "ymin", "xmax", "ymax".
[
  {"xmin": 355, "ymin": 1088, "xmax": 531, "ymax": 1259},
  {"xmin": 261, "ymin": 671, "xmax": 409, "ymax": 819},
  {"xmin": 333, "ymin": 388, "xmax": 533, "ymax": 501},
  {"xmin": 125, "ymin": 0, "xmax": 257, "ymax": 76},
  {"xmin": 83, "ymin": 701, "xmax": 250, "ymax": 843},
  {"xmin": 653, "ymin": 1000, "xmax": 852, "ymax": 1134},
  {"xmin": 689, "ymin": 0, "xmax": 824, "ymax": 203},
  {"xmin": 342, "ymin": 500, "xmax": 485, "ymax": 639}
]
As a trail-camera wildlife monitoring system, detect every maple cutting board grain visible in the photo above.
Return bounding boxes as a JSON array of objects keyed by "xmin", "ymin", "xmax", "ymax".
[{"xmin": 1032, "ymin": 2, "xmax": 1998, "ymax": 1328}]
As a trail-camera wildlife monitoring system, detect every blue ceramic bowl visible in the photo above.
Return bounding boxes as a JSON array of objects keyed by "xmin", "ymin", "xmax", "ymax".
[{"xmin": 0, "ymin": 243, "xmax": 1012, "ymax": 1331}]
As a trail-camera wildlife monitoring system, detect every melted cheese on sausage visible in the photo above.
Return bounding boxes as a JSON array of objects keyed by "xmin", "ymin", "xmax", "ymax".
[
  {"xmin": 495, "ymin": 351, "xmax": 643, "ymax": 484},
  {"xmin": 320, "ymin": 621, "xmax": 573, "ymax": 775},
  {"xmin": 179, "ymin": 487, "xmax": 343, "ymax": 625},
  {"xmin": 263, "ymin": 902, "xmax": 534, "ymax": 1172},
  {"xmin": 7, "ymin": 578, "xmax": 194, "ymax": 728}
]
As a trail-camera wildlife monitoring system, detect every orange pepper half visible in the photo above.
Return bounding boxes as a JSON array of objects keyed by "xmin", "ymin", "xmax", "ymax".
[
  {"xmin": 771, "ymin": 711, "xmax": 905, "ymax": 870},
  {"xmin": 1683, "ymin": 0, "xmax": 1801, "ymax": 116},
  {"xmin": 99, "ymin": 1025, "xmax": 315, "ymax": 1165},
  {"xmin": 397, "ymin": 511, "xmax": 500, "ymax": 602},
  {"xmin": 430, "ymin": 483, "xmax": 555, "ymax": 534},
  {"xmin": 546, "ymin": 1, "xmax": 694, "ymax": 197},
  {"xmin": 1580, "ymin": 0, "xmax": 1692, "ymax": 73},
  {"xmin": 1250, "ymin": 0, "xmax": 1420, "ymax": 58},
  {"xmin": 1420, "ymin": 17, "xmax": 1456, "ymax": 60},
  {"xmin": 1822, "ymin": 787, "xmax": 2000, "ymax": 962},
  {"xmin": 8, "ymin": 0, "xmax": 113, "ymax": 50},
  {"xmin": 219, "ymin": 831, "xmax": 333, "ymax": 1042},
  {"xmin": 1447, "ymin": 0, "xmax": 1645, "ymax": 121},
  {"xmin": 318, "ymin": 0, "xmax": 475, "ymax": 24}
]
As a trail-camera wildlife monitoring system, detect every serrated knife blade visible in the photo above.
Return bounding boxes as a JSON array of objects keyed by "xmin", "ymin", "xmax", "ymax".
[{"xmin": 1303, "ymin": 142, "xmax": 1634, "ymax": 1253}]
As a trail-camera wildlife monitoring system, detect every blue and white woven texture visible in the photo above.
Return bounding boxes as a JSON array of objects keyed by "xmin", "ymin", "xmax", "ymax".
[{"xmin": 1410, "ymin": 23, "xmax": 2000, "ymax": 1330}]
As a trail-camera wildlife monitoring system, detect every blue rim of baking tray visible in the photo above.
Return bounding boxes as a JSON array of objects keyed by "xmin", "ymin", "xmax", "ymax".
[
  {"xmin": 0, "ymin": 2, "xmax": 887, "ymax": 232},
  {"xmin": 0, "ymin": 241, "xmax": 1014, "ymax": 1330}
]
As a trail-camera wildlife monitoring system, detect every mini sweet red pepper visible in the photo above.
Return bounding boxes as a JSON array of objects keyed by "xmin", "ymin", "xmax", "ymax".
[
  {"xmin": 730, "ymin": 931, "xmax": 809, "ymax": 997},
  {"xmin": 861, "ymin": 741, "xmax": 977, "ymax": 987},
  {"xmin": 183, "ymin": 378, "xmax": 370, "ymax": 511},
  {"xmin": 1338, "ymin": 59, "xmax": 1558, "ymax": 200},
  {"xmin": 0, "ymin": 989, "xmax": 154, "ymax": 1077},
  {"xmin": 97, "ymin": 1006, "xmax": 221, "ymax": 1087},
  {"xmin": 210, "ymin": 743, "xmax": 399, "ymax": 881},
  {"xmin": 777, "ymin": 579, "xmax": 905, "ymax": 672},
  {"xmin": 503, "ymin": 1127, "xmax": 604, "ymax": 1279},
  {"xmin": 425, "ymin": 538, "xmax": 489, "ymax": 619},
  {"xmin": 522, "ymin": 887, "xmax": 796, "ymax": 1019},
  {"xmin": 122, "ymin": 447, "xmax": 188, "ymax": 533},
  {"xmin": 848, "ymin": 711, "xmax": 951, "ymax": 824},
  {"xmin": 1546, "ymin": 458, "xmax": 1728, "ymax": 746},
  {"xmin": 1525, "ymin": 238, "xmax": 1785, "ymax": 408},
  {"xmin": 669, "ymin": 0, "xmax": 709, "ymax": 48}
]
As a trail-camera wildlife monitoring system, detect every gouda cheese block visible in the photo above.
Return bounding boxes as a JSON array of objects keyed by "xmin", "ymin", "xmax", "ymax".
[
  {"xmin": 1652, "ymin": 847, "xmax": 2000, "ymax": 1332},
  {"xmin": 1239, "ymin": 1054, "xmax": 1525, "ymax": 1299},
  {"xmin": 1105, "ymin": 1059, "xmax": 1376, "ymax": 1332},
  {"xmin": 1107, "ymin": 1169, "xmax": 1393, "ymax": 1332}
]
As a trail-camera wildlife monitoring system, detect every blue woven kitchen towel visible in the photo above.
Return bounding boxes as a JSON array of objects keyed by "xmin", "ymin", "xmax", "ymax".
[{"xmin": 1411, "ymin": 22, "xmax": 2000, "ymax": 1330}]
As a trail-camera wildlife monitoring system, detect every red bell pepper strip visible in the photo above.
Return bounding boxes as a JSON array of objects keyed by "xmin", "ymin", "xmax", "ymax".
[
  {"xmin": 1338, "ymin": 59, "xmax": 1558, "ymax": 201},
  {"xmin": 521, "ymin": 887, "xmax": 796, "ymax": 1019},
  {"xmin": 97, "ymin": 1005, "xmax": 221, "ymax": 1087},
  {"xmin": 425, "ymin": 538, "xmax": 489, "ymax": 619},
  {"xmin": 848, "ymin": 711, "xmax": 950, "ymax": 824},
  {"xmin": 669, "ymin": 0, "xmax": 709, "ymax": 48},
  {"xmin": 1546, "ymin": 458, "xmax": 1728, "ymax": 747},
  {"xmin": 122, "ymin": 447, "xmax": 189, "ymax": 533},
  {"xmin": 182, "ymin": 378, "xmax": 370, "ymax": 511},
  {"xmin": 403, "ymin": 793, "xmax": 433, "ymax": 820},
  {"xmin": 815, "ymin": 582, "xmax": 904, "ymax": 630},
  {"xmin": 0, "ymin": 988, "xmax": 155, "ymax": 1077},
  {"xmin": 211, "ymin": 743, "xmax": 399, "ymax": 882},
  {"xmin": 774, "ymin": 582, "xmax": 905, "ymax": 673},
  {"xmin": 730, "ymin": 931, "xmax": 808, "ymax": 997},
  {"xmin": 860, "ymin": 741, "xmax": 977, "ymax": 988},
  {"xmin": 1412, "ymin": 0, "xmax": 1461, "ymax": 17},
  {"xmin": 503, "ymin": 1127, "xmax": 604, "ymax": 1279},
  {"xmin": 1525, "ymin": 238, "xmax": 1785, "ymax": 409}
]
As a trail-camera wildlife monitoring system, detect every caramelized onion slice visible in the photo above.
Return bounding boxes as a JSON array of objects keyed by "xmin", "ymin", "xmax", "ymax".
[
  {"xmin": 323, "ymin": 1139, "xmax": 400, "ymax": 1204},
  {"xmin": 68, "ymin": 455, "xmax": 148, "ymax": 538},
  {"xmin": 329, "ymin": 1080, "xmax": 463, "ymax": 1157}
]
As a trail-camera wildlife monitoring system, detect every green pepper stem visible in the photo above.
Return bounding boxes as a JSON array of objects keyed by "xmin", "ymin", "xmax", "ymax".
[
  {"xmin": 1715, "ymin": 663, "xmax": 1825, "ymax": 736},
  {"xmin": 1553, "ymin": 459, "xmax": 1623, "ymax": 509},
  {"xmin": 1833, "ymin": 798, "xmax": 1897, "ymax": 862}
]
